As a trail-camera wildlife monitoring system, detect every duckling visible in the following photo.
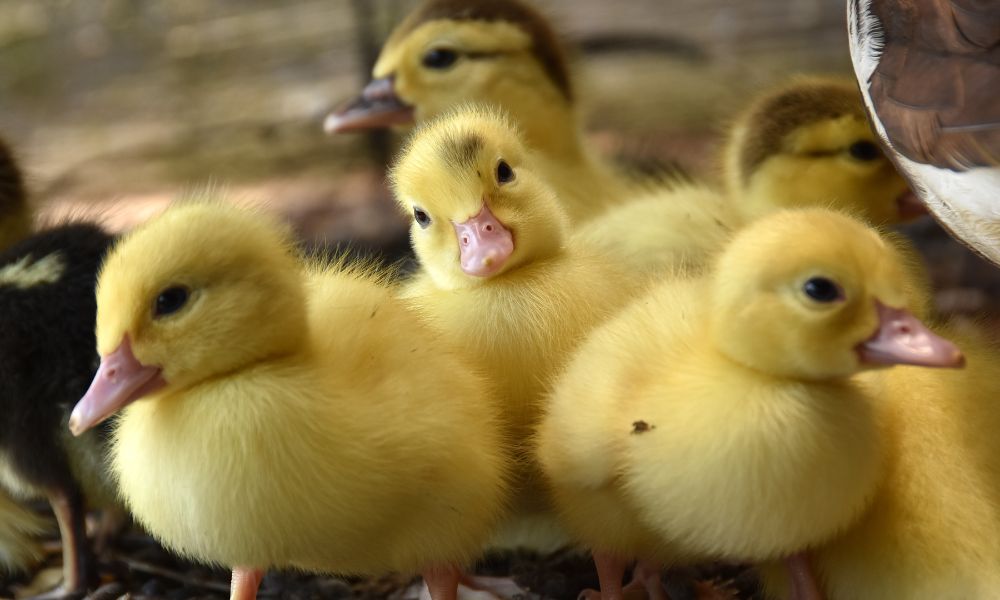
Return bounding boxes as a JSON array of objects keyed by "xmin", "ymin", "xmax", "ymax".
[
  {"xmin": 390, "ymin": 105, "xmax": 637, "ymax": 549},
  {"xmin": 536, "ymin": 208, "xmax": 963, "ymax": 600},
  {"xmin": 848, "ymin": 0, "xmax": 1000, "ymax": 265},
  {"xmin": 327, "ymin": 0, "xmax": 633, "ymax": 223},
  {"xmin": 574, "ymin": 77, "xmax": 920, "ymax": 278},
  {"xmin": 0, "ymin": 136, "xmax": 31, "ymax": 251},
  {"xmin": 67, "ymin": 202, "xmax": 509, "ymax": 600},
  {"xmin": 724, "ymin": 77, "xmax": 922, "ymax": 225},
  {"xmin": 763, "ymin": 325, "xmax": 1000, "ymax": 599},
  {"xmin": 0, "ymin": 135, "xmax": 48, "ymax": 577},
  {"xmin": 0, "ymin": 223, "xmax": 118, "ymax": 596}
]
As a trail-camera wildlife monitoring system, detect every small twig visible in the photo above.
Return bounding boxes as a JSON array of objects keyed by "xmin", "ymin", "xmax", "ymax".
[{"xmin": 111, "ymin": 554, "xmax": 231, "ymax": 594}]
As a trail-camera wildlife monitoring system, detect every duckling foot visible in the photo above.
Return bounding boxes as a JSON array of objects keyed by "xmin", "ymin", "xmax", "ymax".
[
  {"xmin": 418, "ymin": 566, "xmax": 524, "ymax": 600},
  {"xmin": 26, "ymin": 584, "xmax": 88, "ymax": 600},
  {"xmin": 784, "ymin": 552, "xmax": 824, "ymax": 600},
  {"xmin": 229, "ymin": 566, "xmax": 264, "ymax": 600},
  {"xmin": 624, "ymin": 560, "xmax": 671, "ymax": 600},
  {"xmin": 459, "ymin": 575, "xmax": 530, "ymax": 598}
]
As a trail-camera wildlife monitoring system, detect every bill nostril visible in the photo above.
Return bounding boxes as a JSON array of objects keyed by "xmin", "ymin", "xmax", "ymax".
[
  {"xmin": 484, "ymin": 224, "xmax": 494, "ymax": 233},
  {"xmin": 462, "ymin": 236, "xmax": 470, "ymax": 246}
]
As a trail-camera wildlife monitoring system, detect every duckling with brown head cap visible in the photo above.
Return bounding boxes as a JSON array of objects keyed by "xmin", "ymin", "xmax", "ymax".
[
  {"xmin": 575, "ymin": 77, "xmax": 924, "ymax": 278},
  {"xmin": 329, "ymin": 0, "xmax": 635, "ymax": 223}
]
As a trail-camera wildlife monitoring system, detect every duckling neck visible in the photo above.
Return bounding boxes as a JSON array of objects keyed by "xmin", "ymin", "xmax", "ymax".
[
  {"xmin": 519, "ymin": 101, "xmax": 586, "ymax": 160},
  {"xmin": 513, "ymin": 101, "xmax": 627, "ymax": 222}
]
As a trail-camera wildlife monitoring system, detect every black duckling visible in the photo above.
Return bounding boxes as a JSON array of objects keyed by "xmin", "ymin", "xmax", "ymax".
[{"xmin": 0, "ymin": 136, "xmax": 118, "ymax": 596}]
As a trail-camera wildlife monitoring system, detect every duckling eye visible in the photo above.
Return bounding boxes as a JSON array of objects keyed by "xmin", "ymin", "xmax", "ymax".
[
  {"xmin": 422, "ymin": 48, "xmax": 458, "ymax": 70},
  {"xmin": 413, "ymin": 207, "xmax": 432, "ymax": 229},
  {"xmin": 154, "ymin": 286, "xmax": 190, "ymax": 317},
  {"xmin": 496, "ymin": 160, "xmax": 515, "ymax": 185},
  {"xmin": 848, "ymin": 140, "xmax": 881, "ymax": 161},
  {"xmin": 802, "ymin": 277, "xmax": 844, "ymax": 303}
]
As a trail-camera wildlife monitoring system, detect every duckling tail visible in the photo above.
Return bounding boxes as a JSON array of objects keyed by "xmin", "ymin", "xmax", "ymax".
[{"xmin": 0, "ymin": 490, "xmax": 49, "ymax": 574}]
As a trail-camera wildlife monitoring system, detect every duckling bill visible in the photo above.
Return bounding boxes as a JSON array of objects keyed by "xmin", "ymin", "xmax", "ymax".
[
  {"xmin": 324, "ymin": 76, "xmax": 414, "ymax": 134},
  {"xmin": 857, "ymin": 302, "xmax": 964, "ymax": 367},
  {"xmin": 69, "ymin": 336, "xmax": 166, "ymax": 435},
  {"xmin": 452, "ymin": 203, "xmax": 515, "ymax": 277}
]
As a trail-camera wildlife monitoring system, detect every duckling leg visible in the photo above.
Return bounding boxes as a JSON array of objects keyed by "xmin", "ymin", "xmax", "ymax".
[
  {"xmin": 577, "ymin": 551, "xmax": 628, "ymax": 600},
  {"xmin": 46, "ymin": 487, "xmax": 95, "ymax": 596},
  {"xmin": 90, "ymin": 505, "xmax": 128, "ymax": 555},
  {"xmin": 229, "ymin": 566, "xmax": 264, "ymax": 600},
  {"xmin": 421, "ymin": 564, "xmax": 462, "ymax": 600},
  {"xmin": 784, "ymin": 552, "xmax": 824, "ymax": 600}
]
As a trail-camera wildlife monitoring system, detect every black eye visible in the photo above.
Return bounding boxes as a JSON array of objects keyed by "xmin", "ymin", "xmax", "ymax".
[
  {"xmin": 422, "ymin": 48, "xmax": 458, "ymax": 70},
  {"xmin": 496, "ymin": 159, "xmax": 515, "ymax": 184},
  {"xmin": 154, "ymin": 286, "xmax": 190, "ymax": 317},
  {"xmin": 802, "ymin": 277, "xmax": 843, "ymax": 303},
  {"xmin": 848, "ymin": 140, "xmax": 881, "ymax": 161},
  {"xmin": 413, "ymin": 207, "xmax": 432, "ymax": 229}
]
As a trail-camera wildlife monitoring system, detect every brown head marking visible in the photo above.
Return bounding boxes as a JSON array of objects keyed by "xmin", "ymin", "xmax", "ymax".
[
  {"xmin": 395, "ymin": 0, "xmax": 573, "ymax": 100},
  {"xmin": 737, "ymin": 81, "xmax": 865, "ymax": 183}
]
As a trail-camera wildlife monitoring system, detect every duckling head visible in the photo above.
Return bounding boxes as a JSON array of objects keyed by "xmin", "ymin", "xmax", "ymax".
[
  {"xmin": 391, "ymin": 105, "xmax": 569, "ymax": 289},
  {"xmin": 726, "ymin": 78, "xmax": 923, "ymax": 226},
  {"xmin": 709, "ymin": 208, "xmax": 962, "ymax": 380},
  {"xmin": 68, "ymin": 202, "xmax": 307, "ymax": 436},
  {"xmin": 326, "ymin": 0, "xmax": 573, "ymax": 152}
]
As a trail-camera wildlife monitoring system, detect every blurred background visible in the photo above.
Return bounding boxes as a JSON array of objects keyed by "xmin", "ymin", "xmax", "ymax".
[
  {"xmin": 0, "ymin": 0, "xmax": 994, "ymax": 313},
  {"xmin": 0, "ymin": 0, "xmax": 848, "ymax": 234}
]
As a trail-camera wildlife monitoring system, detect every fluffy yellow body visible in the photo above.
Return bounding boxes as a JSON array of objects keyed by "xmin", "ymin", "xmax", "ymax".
[
  {"xmin": 102, "ymin": 204, "xmax": 509, "ymax": 577},
  {"xmin": 539, "ymin": 209, "xmax": 947, "ymax": 585},
  {"xmin": 765, "ymin": 327, "xmax": 1000, "ymax": 598}
]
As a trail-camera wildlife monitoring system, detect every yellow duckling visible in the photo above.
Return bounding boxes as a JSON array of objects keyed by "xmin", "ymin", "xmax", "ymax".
[
  {"xmin": 575, "ymin": 77, "xmax": 921, "ymax": 278},
  {"xmin": 725, "ymin": 77, "xmax": 922, "ymax": 225},
  {"xmin": 391, "ymin": 105, "xmax": 636, "ymax": 549},
  {"xmin": 67, "ymin": 202, "xmax": 509, "ymax": 600},
  {"xmin": 537, "ymin": 208, "xmax": 963, "ymax": 600},
  {"xmin": 392, "ymin": 104, "xmax": 636, "ymax": 442},
  {"xmin": 327, "ymin": 0, "xmax": 632, "ymax": 223},
  {"xmin": 763, "ymin": 326, "xmax": 1000, "ymax": 599}
]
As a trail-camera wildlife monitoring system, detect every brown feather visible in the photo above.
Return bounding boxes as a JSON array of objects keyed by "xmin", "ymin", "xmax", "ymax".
[{"xmin": 867, "ymin": 0, "xmax": 1000, "ymax": 170}]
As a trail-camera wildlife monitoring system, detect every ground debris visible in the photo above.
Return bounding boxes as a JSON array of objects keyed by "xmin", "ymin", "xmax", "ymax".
[{"xmin": 1, "ymin": 524, "xmax": 763, "ymax": 600}]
